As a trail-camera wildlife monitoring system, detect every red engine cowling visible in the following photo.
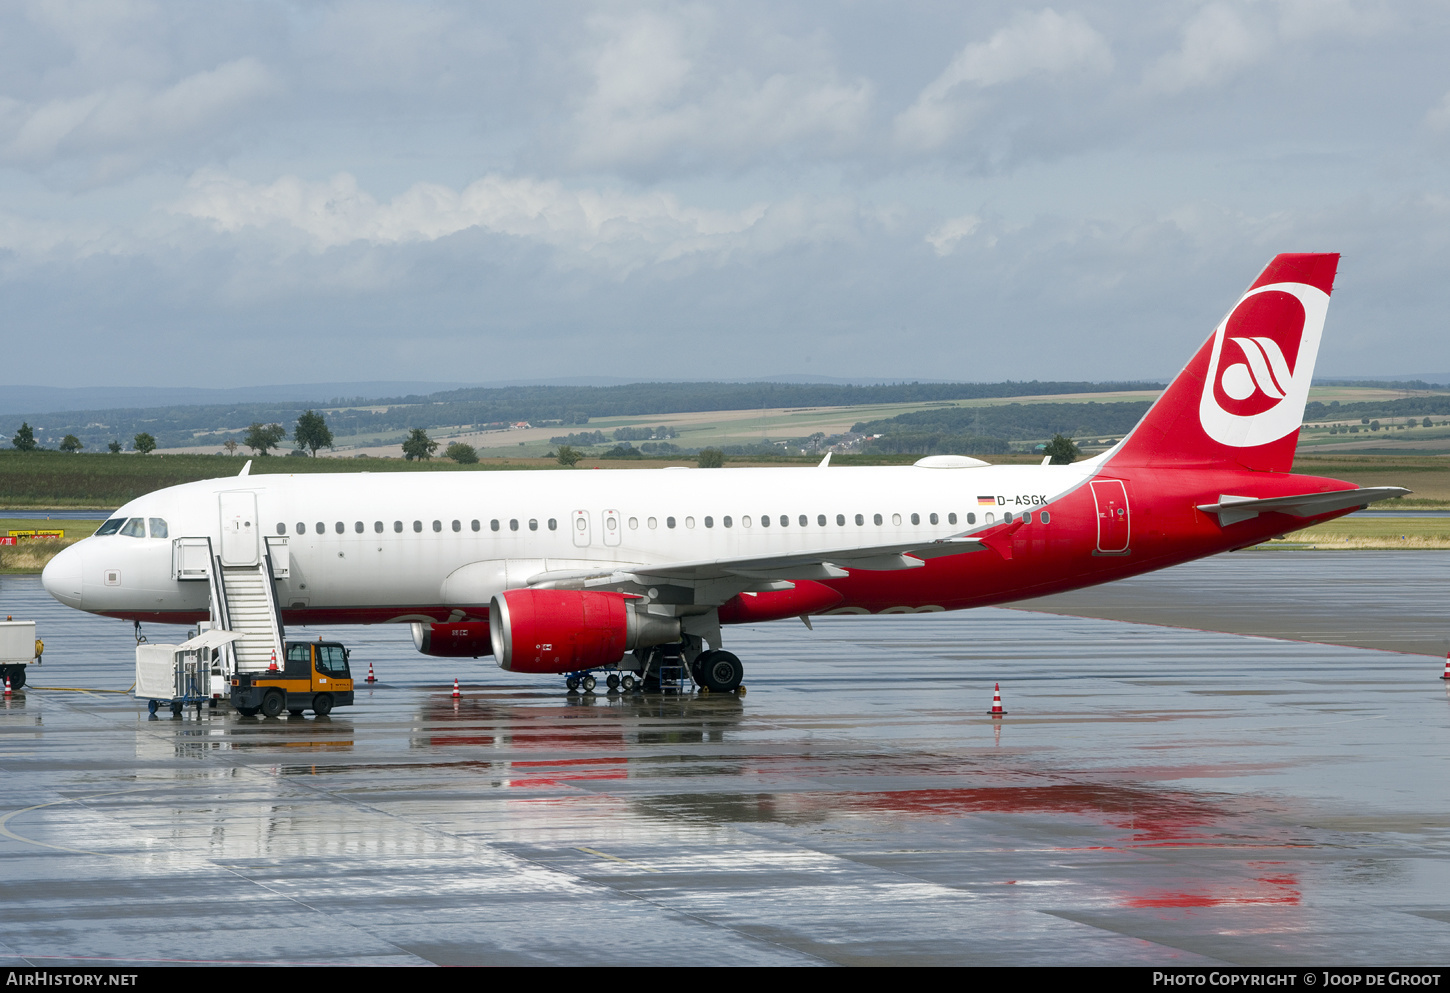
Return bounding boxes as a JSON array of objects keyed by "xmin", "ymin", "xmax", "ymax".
[
  {"xmin": 411, "ymin": 621, "xmax": 493, "ymax": 657},
  {"xmin": 489, "ymin": 589, "xmax": 680, "ymax": 673}
]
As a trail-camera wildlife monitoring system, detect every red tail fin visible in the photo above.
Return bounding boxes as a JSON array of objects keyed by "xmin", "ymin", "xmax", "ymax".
[{"xmin": 1110, "ymin": 253, "xmax": 1339, "ymax": 472}]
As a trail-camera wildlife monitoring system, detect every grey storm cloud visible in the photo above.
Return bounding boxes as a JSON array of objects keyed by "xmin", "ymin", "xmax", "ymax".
[{"xmin": 0, "ymin": 1, "xmax": 1447, "ymax": 388}]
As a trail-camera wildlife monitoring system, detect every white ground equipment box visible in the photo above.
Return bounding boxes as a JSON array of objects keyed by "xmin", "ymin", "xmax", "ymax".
[
  {"xmin": 135, "ymin": 629, "xmax": 242, "ymax": 716},
  {"xmin": 0, "ymin": 620, "xmax": 39, "ymax": 690}
]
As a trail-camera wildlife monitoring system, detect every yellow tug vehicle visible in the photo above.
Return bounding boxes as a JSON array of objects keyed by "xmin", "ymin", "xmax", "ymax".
[{"xmin": 231, "ymin": 640, "xmax": 355, "ymax": 718}]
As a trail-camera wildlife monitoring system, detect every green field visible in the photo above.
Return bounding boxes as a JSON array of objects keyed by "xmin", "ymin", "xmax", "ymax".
[{"xmin": 0, "ymin": 517, "xmax": 102, "ymax": 574}]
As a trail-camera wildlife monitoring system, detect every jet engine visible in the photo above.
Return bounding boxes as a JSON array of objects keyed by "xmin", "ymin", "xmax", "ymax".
[
  {"xmin": 489, "ymin": 589, "xmax": 681, "ymax": 673},
  {"xmin": 411, "ymin": 621, "xmax": 493, "ymax": 658}
]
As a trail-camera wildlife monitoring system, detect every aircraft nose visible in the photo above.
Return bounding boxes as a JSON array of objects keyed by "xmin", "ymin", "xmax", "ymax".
[{"xmin": 41, "ymin": 542, "xmax": 84, "ymax": 607}]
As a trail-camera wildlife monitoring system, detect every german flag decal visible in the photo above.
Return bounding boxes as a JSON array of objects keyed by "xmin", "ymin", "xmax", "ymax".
[{"xmin": 977, "ymin": 495, "xmax": 996, "ymax": 506}]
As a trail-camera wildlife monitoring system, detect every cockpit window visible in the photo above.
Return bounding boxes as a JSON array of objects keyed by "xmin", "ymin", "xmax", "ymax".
[
  {"xmin": 120, "ymin": 518, "xmax": 146, "ymax": 538},
  {"xmin": 149, "ymin": 518, "xmax": 168, "ymax": 539},
  {"xmin": 95, "ymin": 518, "xmax": 125, "ymax": 536}
]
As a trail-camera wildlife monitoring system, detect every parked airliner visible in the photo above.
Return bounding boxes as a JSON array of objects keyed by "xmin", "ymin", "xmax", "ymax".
[{"xmin": 41, "ymin": 254, "xmax": 1405, "ymax": 692}]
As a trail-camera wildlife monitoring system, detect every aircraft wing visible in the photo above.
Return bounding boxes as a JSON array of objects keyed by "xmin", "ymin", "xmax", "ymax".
[
  {"xmin": 524, "ymin": 535, "xmax": 988, "ymax": 590},
  {"xmin": 1197, "ymin": 486, "xmax": 1410, "ymax": 526}
]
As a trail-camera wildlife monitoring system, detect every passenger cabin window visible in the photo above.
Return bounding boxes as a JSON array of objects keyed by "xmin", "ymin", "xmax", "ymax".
[
  {"xmin": 911, "ymin": 513, "xmax": 920, "ymax": 525},
  {"xmin": 1004, "ymin": 512, "xmax": 1013, "ymax": 524},
  {"xmin": 723, "ymin": 516, "xmax": 733, "ymax": 528},
  {"xmin": 760, "ymin": 515, "xmax": 769, "ymax": 528},
  {"xmin": 948, "ymin": 513, "xmax": 957, "ymax": 525},
  {"xmin": 780, "ymin": 516, "xmax": 788, "ymax": 527},
  {"xmin": 491, "ymin": 520, "xmax": 500, "ymax": 531},
  {"xmin": 705, "ymin": 516, "xmax": 714, "ymax": 528},
  {"xmin": 892, "ymin": 514, "xmax": 902, "ymax": 526},
  {"xmin": 413, "ymin": 521, "xmax": 423, "ymax": 533},
  {"xmin": 873, "ymin": 513, "xmax": 883, "ymax": 525},
  {"xmin": 666, "ymin": 517, "xmax": 676, "ymax": 529},
  {"xmin": 742, "ymin": 516, "xmax": 752, "ymax": 528},
  {"xmin": 854, "ymin": 514, "xmax": 864, "ymax": 526},
  {"xmin": 509, "ymin": 519, "xmax": 519, "ymax": 531},
  {"xmin": 985, "ymin": 513, "xmax": 994, "ymax": 524},
  {"xmin": 930, "ymin": 513, "xmax": 939, "ymax": 525},
  {"xmin": 800, "ymin": 515, "xmax": 808, "ymax": 527},
  {"xmin": 316, "ymin": 522, "xmax": 325, "ymax": 535},
  {"xmin": 472, "ymin": 520, "xmax": 480, "ymax": 532},
  {"xmin": 529, "ymin": 519, "xmax": 538, "ymax": 531},
  {"xmin": 354, "ymin": 521, "xmax": 364, "ymax": 533},
  {"xmin": 966, "ymin": 513, "xmax": 975, "ymax": 525},
  {"xmin": 335, "ymin": 522, "xmax": 344, "ymax": 534},
  {"xmin": 837, "ymin": 514, "xmax": 846, "ymax": 526},
  {"xmin": 120, "ymin": 518, "xmax": 146, "ymax": 538},
  {"xmin": 818, "ymin": 515, "xmax": 826, "ymax": 526},
  {"xmin": 276, "ymin": 523, "xmax": 286, "ymax": 535},
  {"xmin": 394, "ymin": 521, "xmax": 403, "ymax": 533},
  {"xmin": 96, "ymin": 518, "xmax": 125, "ymax": 536},
  {"xmin": 452, "ymin": 520, "xmax": 461, "ymax": 532},
  {"xmin": 433, "ymin": 520, "xmax": 442, "ymax": 533},
  {"xmin": 297, "ymin": 522, "xmax": 307, "ymax": 535},
  {"xmin": 685, "ymin": 517, "xmax": 694, "ymax": 528},
  {"xmin": 374, "ymin": 521, "xmax": 383, "ymax": 533},
  {"xmin": 628, "ymin": 518, "xmax": 638, "ymax": 529},
  {"xmin": 647, "ymin": 517, "xmax": 657, "ymax": 529},
  {"xmin": 1041, "ymin": 511, "xmax": 1051, "ymax": 524},
  {"xmin": 548, "ymin": 518, "xmax": 557, "ymax": 531}
]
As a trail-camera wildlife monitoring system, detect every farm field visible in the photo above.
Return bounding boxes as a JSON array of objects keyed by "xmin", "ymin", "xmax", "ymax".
[{"xmin": 0, "ymin": 518, "xmax": 101, "ymax": 574}]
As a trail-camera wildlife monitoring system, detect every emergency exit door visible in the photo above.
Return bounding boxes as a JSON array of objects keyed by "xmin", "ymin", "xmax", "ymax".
[{"xmin": 1090, "ymin": 479, "xmax": 1130, "ymax": 554}]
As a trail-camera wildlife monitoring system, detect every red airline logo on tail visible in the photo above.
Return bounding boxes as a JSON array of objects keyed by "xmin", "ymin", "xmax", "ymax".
[{"xmin": 1198, "ymin": 280, "xmax": 1329, "ymax": 448}]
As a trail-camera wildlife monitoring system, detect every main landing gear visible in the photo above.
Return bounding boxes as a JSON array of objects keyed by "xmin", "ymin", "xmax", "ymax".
[{"xmin": 563, "ymin": 643, "xmax": 745, "ymax": 696}]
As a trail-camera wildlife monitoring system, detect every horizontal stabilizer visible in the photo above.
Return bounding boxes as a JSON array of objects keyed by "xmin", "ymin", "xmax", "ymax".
[{"xmin": 1197, "ymin": 487, "xmax": 1410, "ymax": 526}]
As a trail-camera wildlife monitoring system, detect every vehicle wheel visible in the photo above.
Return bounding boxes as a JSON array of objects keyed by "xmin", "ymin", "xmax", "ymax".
[
  {"xmin": 606, "ymin": 673, "xmax": 620, "ymax": 690},
  {"xmin": 170, "ymin": 701, "xmax": 183, "ymax": 716},
  {"xmin": 147, "ymin": 699, "xmax": 159, "ymax": 715},
  {"xmin": 582, "ymin": 675, "xmax": 596, "ymax": 692},
  {"xmin": 288, "ymin": 709, "xmax": 304, "ymax": 717},
  {"xmin": 701, "ymin": 651, "xmax": 743, "ymax": 693},
  {"xmin": 8, "ymin": 666, "xmax": 25, "ymax": 690},
  {"xmin": 236, "ymin": 706, "xmax": 260, "ymax": 717},
  {"xmin": 260, "ymin": 691, "xmax": 284, "ymax": 718},
  {"xmin": 620, "ymin": 674, "xmax": 637, "ymax": 692},
  {"xmin": 690, "ymin": 652, "xmax": 711, "ymax": 687},
  {"xmin": 312, "ymin": 694, "xmax": 333, "ymax": 717},
  {"xmin": 565, "ymin": 676, "xmax": 580, "ymax": 691}
]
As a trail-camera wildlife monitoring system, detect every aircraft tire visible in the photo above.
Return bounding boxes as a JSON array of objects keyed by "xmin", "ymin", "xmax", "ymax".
[
  {"xmin": 313, "ymin": 693, "xmax": 333, "ymax": 717},
  {"xmin": 690, "ymin": 653, "xmax": 710, "ymax": 687},
  {"xmin": 701, "ymin": 652, "xmax": 743, "ymax": 693},
  {"xmin": 260, "ymin": 691, "xmax": 284, "ymax": 719}
]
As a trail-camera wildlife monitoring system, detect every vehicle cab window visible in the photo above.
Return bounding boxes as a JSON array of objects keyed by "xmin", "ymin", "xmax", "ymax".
[{"xmin": 315, "ymin": 645, "xmax": 349, "ymax": 677}]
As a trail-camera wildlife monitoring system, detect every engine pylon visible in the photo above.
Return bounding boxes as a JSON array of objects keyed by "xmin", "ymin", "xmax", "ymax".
[{"xmin": 988, "ymin": 683, "xmax": 1006, "ymax": 717}]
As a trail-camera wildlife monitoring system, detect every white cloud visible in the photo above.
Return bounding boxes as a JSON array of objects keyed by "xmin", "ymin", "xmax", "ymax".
[
  {"xmin": 1143, "ymin": 4, "xmax": 1270, "ymax": 94},
  {"xmin": 925, "ymin": 215, "xmax": 982, "ymax": 256},
  {"xmin": 1425, "ymin": 91, "xmax": 1450, "ymax": 133},
  {"xmin": 568, "ymin": 10, "xmax": 872, "ymax": 171},
  {"xmin": 894, "ymin": 9, "xmax": 1113, "ymax": 151},
  {"xmin": 169, "ymin": 169, "xmax": 867, "ymax": 270},
  {"xmin": 0, "ymin": 58, "xmax": 279, "ymax": 166}
]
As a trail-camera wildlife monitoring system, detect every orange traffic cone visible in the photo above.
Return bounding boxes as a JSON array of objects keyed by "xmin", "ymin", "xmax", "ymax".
[
  {"xmin": 451, "ymin": 677, "xmax": 461, "ymax": 699},
  {"xmin": 366, "ymin": 662, "xmax": 376, "ymax": 683},
  {"xmin": 268, "ymin": 649, "xmax": 278, "ymax": 671},
  {"xmin": 1441, "ymin": 651, "xmax": 1450, "ymax": 680},
  {"xmin": 3, "ymin": 675, "xmax": 10, "ymax": 697},
  {"xmin": 988, "ymin": 683, "xmax": 1006, "ymax": 717}
]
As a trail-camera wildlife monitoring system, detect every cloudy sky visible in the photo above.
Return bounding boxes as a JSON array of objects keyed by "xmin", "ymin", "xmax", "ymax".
[{"xmin": 1, "ymin": 0, "xmax": 1447, "ymax": 388}]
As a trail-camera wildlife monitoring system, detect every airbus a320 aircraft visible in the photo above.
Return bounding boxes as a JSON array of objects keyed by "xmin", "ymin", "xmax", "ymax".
[{"xmin": 42, "ymin": 253, "xmax": 1405, "ymax": 692}]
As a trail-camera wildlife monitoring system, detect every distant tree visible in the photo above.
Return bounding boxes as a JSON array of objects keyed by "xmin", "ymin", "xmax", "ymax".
[
  {"xmin": 133, "ymin": 433, "xmax": 157, "ymax": 455},
  {"xmin": 11, "ymin": 423, "xmax": 36, "ymax": 451},
  {"xmin": 1425, "ymin": 417, "xmax": 1434, "ymax": 428},
  {"xmin": 697, "ymin": 447, "xmax": 725, "ymax": 468},
  {"xmin": 1370, "ymin": 420, "xmax": 1381, "ymax": 432},
  {"xmin": 59, "ymin": 434, "xmax": 83, "ymax": 453},
  {"xmin": 223, "ymin": 439, "xmax": 238, "ymax": 456},
  {"xmin": 107, "ymin": 440, "xmax": 122, "ymax": 454},
  {"xmin": 555, "ymin": 445, "xmax": 581, "ymax": 467},
  {"xmin": 402, "ymin": 428, "xmax": 437, "ymax": 461},
  {"xmin": 286, "ymin": 448, "xmax": 309, "ymax": 457},
  {"xmin": 1043, "ymin": 433, "xmax": 1081, "ymax": 465},
  {"xmin": 244, "ymin": 422, "xmax": 286, "ymax": 456},
  {"xmin": 1361, "ymin": 417, "xmax": 1370, "ymax": 424},
  {"xmin": 294, "ymin": 410, "xmax": 334, "ymax": 456},
  {"xmin": 445, "ymin": 442, "xmax": 478, "ymax": 464}
]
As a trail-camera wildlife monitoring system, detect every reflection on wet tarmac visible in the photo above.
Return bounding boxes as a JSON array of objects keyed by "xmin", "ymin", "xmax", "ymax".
[{"xmin": 4, "ymin": 557, "xmax": 1450, "ymax": 965}]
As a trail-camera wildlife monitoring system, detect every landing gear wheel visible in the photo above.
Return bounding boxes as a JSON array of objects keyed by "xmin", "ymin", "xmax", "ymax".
[
  {"xmin": 690, "ymin": 653, "xmax": 710, "ymax": 688},
  {"xmin": 606, "ymin": 673, "xmax": 620, "ymax": 691},
  {"xmin": 565, "ymin": 676, "xmax": 580, "ymax": 692},
  {"xmin": 701, "ymin": 651, "xmax": 743, "ymax": 693},
  {"xmin": 312, "ymin": 693, "xmax": 333, "ymax": 717},
  {"xmin": 581, "ymin": 675, "xmax": 596, "ymax": 693},
  {"xmin": 7, "ymin": 666, "xmax": 25, "ymax": 690},
  {"xmin": 620, "ymin": 674, "xmax": 637, "ymax": 692},
  {"xmin": 260, "ymin": 691, "xmax": 284, "ymax": 718},
  {"xmin": 236, "ymin": 706, "xmax": 260, "ymax": 717}
]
